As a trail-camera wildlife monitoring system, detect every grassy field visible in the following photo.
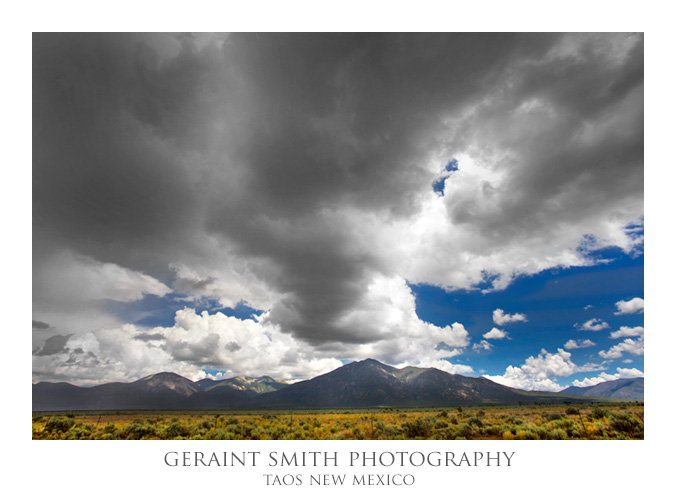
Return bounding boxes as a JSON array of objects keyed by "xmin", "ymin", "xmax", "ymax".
[{"xmin": 32, "ymin": 402, "xmax": 643, "ymax": 440}]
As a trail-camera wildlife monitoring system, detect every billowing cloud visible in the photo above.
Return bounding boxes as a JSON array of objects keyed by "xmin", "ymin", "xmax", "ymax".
[
  {"xmin": 599, "ymin": 337, "xmax": 644, "ymax": 359},
  {"xmin": 564, "ymin": 339, "xmax": 596, "ymax": 350},
  {"xmin": 33, "ymin": 33, "xmax": 643, "ymax": 383},
  {"xmin": 576, "ymin": 318, "xmax": 609, "ymax": 331},
  {"xmin": 483, "ymin": 348, "xmax": 605, "ymax": 391},
  {"xmin": 492, "ymin": 309, "xmax": 528, "ymax": 326},
  {"xmin": 31, "ymin": 277, "xmax": 473, "ymax": 384},
  {"xmin": 609, "ymin": 326, "xmax": 644, "ymax": 339},
  {"xmin": 483, "ymin": 328, "xmax": 508, "ymax": 340},
  {"xmin": 571, "ymin": 367, "xmax": 644, "ymax": 387},
  {"xmin": 615, "ymin": 297, "xmax": 644, "ymax": 315}
]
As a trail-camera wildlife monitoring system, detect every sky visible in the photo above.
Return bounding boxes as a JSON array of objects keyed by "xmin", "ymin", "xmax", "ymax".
[{"xmin": 32, "ymin": 32, "xmax": 644, "ymax": 391}]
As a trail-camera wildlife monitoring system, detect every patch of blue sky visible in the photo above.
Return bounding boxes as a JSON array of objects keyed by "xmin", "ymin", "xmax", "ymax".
[
  {"xmin": 432, "ymin": 159, "xmax": 459, "ymax": 196},
  {"xmin": 107, "ymin": 294, "xmax": 264, "ymax": 329},
  {"xmin": 445, "ymin": 158, "xmax": 459, "ymax": 172},
  {"xmin": 201, "ymin": 368, "xmax": 232, "ymax": 378},
  {"xmin": 412, "ymin": 250, "xmax": 643, "ymax": 379}
]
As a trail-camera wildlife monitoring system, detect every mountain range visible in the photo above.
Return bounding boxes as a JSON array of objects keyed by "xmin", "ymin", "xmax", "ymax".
[
  {"xmin": 559, "ymin": 377, "xmax": 644, "ymax": 400},
  {"xmin": 32, "ymin": 359, "xmax": 642, "ymax": 411}
]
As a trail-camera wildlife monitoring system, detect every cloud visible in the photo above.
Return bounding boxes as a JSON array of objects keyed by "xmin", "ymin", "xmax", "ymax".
[
  {"xmin": 32, "ymin": 249, "xmax": 172, "ymax": 334},
  {"xmin": 599, "ymin": 337, "xmax": 644, "ymax": 359},
  {"xmin": 472, "ymin": 340, "xmax": 493, "ymax": 351},
  {"xmin": 32, "ymin": 320, "xmax": 51, "ymax": 330},
  {"xmin": 483, "ymin": 348, "xmax": 605, "ymax": 391},
  {"xmin": 564, "ymin": 339, "xmax": 596, "ymax": 350},
  {"xmin": 575, "ymin": 318, "xmax": 609, "ymax": 331},
  {"xmin": 615, "ymin": 297, "xmax": 644, "ymax": 315},
  {"xmin": 33, "ymin": 33, "xmax": 644, "ymax": 383},
  {"xmin": 609, "ymin": 326, "xmax": 644, "ymax": 339},
  {"xmin": 492, "ymin": 309, "xmax": 528, "ymax": 326},
  {"xmin": 32, "ymin": 277, "xmax": 473, "ymax": 384},
  {"xmin": 41, "ymin": 250, "xmax": 172, "ymax": 303},
  {"xmin": 133, "ymin": 332, "xmax": 167, "ymax": 342},
  {"xmin": 34, "ymin": 334, "xmax": 72, "ymax": 356},
  {"xmin": 571, "ymin": 367, "xmax": 644, "ymax": 387},
  {"xmin": 483, "ymin": 327, "xmax": 508, "ymax": 340}
]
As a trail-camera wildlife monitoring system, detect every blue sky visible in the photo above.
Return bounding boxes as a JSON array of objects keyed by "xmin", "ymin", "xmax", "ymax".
[{"xmin": 413, "ymin": 250, "xmax": 643, "ymax": 384}]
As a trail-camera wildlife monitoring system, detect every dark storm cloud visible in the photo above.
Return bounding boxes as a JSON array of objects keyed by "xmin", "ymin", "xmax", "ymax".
[
  {"xmin": 33, "ymin": 33, "xmax": 643, "ymax": 349},
  {"xmin": 34, "ymin": 334, "xmax": 72, "ymax": 356},
  {"xmin": 442, "ymin": 34, "xmax": 643, "ymax": 245},
  {"xmin": 32, "ymin": 319, "xmax": 51, "ymax": 330},
  {"xmin": 32, "ymin": 33, "xmax": 200, "ymax": 278}
]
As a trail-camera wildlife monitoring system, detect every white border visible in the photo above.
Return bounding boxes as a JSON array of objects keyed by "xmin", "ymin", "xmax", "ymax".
[{"xmin": 6, "ymin": 1, "xmax": 673, "ymax": 495}]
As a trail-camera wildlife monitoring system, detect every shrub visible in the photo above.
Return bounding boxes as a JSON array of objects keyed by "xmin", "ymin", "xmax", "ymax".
[
  {"xmin": 164, "ymin": 421, "xmax": 193, "ymax": 439},
  {"xmin": 550, "ymin": 428, "xmax": 567, "ymax": 440},
  {"xmin": 502, "ymin": 431, "xmax": 515, "ymax": 440},
  {"xmin": 592, "ymin": 407, "xmax": 609, "ymax": 419},
  {"xmin": 456, "ymin": 422, "xmax": 473, "ymax": 438},
  {"xmin": 122, "ymin": 422, "xmax": 158, "ymax": 440},
  {"xmin": 467, "ymin": 416, "xmax": 483, "ymax": 427},
  {"xmin": 516, "ymin": 430, "xmax": 538, "ymax": 440},
  {"xmin": 483, "ymin": 425, "xmax": 503, "ymax": 437},
  {"xmin": 609, "ymin": 413, "xmax": 643, "ymax": 437},
  {"xmin": 199, "ymin": 419, "xmax": 214, "ymax": 430},
  {"xmin": 102, "ymin": 423, "xmax": 118, "ymax": 435},
  {"xmin": 402, "ymin": 416, "xmax": 435, "ymax": 438},
  {"xmin": 44, "ymin": 417, "xmax": 75, "ymax": 434}
]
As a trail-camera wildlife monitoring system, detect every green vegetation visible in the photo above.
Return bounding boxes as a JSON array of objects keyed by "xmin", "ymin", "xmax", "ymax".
[{"xmin": 32, "ymin": 402, "xmax": 643, "ymax": 440}]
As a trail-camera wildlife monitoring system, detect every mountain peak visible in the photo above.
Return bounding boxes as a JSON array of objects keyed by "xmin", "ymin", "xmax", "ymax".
[
  {"xmin": 138, "ymin": 371, "xmax": 185, "ymax": 381},
  {"xmin": 134, "ymin": 372, "xmax": 200, "ymax": 397}
]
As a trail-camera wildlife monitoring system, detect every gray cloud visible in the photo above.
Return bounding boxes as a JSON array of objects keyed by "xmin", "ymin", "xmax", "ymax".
[
  {"xmin": 33, "ymin": 33, "xmax": 643, "ymax": 378},
  {"xmin": 133, "ymin": 332, "xmax": 167, "ymax": 342},
  {"xmin": 34, "ymin": 334, "xmax": 72, "ymax": 356},
  {"xmin": 32, "ymin": 319, "xmax": 51, "ymax": 330}
]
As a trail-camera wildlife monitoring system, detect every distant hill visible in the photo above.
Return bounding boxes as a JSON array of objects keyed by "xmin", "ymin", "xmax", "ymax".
[
  {"xmin": 186, "ymin": 376, "xmax": 288, "ymax": 409},
  {"xmin": 33, "ymin": 359, "xmax": 612, "ymax": 411},
  {"xmin": 560, "ymin": 377, "xmax": 643, "ymax": 400},
  {"xmin": 33, "ymin": 372, "xmax": 287, "ymax": 411}
]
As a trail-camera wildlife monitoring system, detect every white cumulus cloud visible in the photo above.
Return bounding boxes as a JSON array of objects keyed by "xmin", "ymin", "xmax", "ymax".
[
  {"xmin": 599, "ymin": 337, "xmax": 644, "ymax": 359},
  {"xmin": 571, "ymin": 367, "xmax": 644, "ymax": 387},
  {"xmin": 564, "ymin": 339, "xmax": 596, "ymax": 350},
  {"xmin": 614, "ymin": 297, "xmax": 644, "ymax": 315},
  {"xmin": 609, "ymin": 326, "xmax": 644, "ymax": 339},
  {"xmin": 492, "ymin": 309, "xmax": 528, "ymax": 326},
  {"xmin": 482, "ymin": 348, "xmax": 604, "ymax": 392},
  {"xmin": 576, "ymin": 318, "xmax": 609, "ymax": 331},
  {"xmin": 483, "ymin": 327, "xmax": 508, "ymax": 340}
]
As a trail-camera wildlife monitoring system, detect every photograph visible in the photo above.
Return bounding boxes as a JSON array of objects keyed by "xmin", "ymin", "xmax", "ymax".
[{"xmin": 32, "ymin": 32, "xmax": 644, "ymax": 442}]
